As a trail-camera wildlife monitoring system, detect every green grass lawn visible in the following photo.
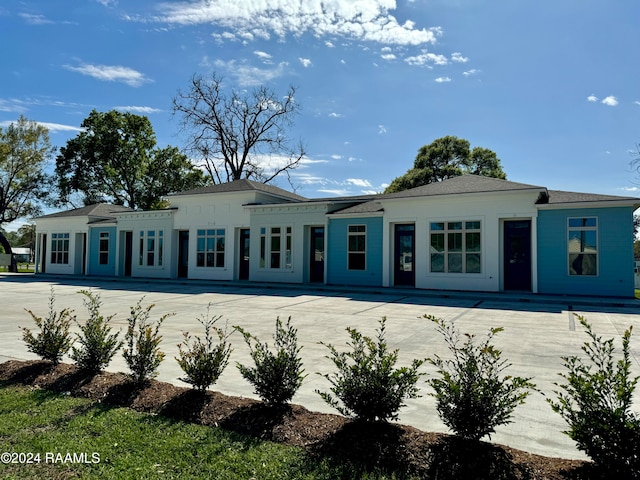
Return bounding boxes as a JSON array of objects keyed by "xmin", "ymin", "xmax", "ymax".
[{"xmin": 0, "ymin": 385, "xmax": 408, "ymax": 480}]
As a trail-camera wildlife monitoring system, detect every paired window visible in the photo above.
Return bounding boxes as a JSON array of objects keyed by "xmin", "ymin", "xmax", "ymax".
[
  {"xmin": 139, "ymin": 230, "xmax": 163, "ymax": 267},
  {"xmin": 196, "ymin": 229, "xmax": 225, "ymax": 268},
  {"xmin": 50, "ymin": 233, "xmax": 69, "ymax": 265},
  {"xmin": 348, "ymin": 225, "xmax": 366, "ymax": 270},
  {"xmin": 568, "ymin": 217, "xmax": 597, "ymax": 276},
  {"xmin": 99, "ymin": 232, "xmax": 109, "ymax": 265},
  {"xmin": 430, "ymin": 221, "xmax": 481, "ymax": 273},
  {"xmin": 260, "ymin": 226, "xmax": 292, "ymax": 269}
]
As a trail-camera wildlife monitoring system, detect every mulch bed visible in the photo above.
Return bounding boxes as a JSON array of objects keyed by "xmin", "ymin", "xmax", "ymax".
[{"xmin": 0, "ymin": 360, "xmax": 601, "ymax": 479}]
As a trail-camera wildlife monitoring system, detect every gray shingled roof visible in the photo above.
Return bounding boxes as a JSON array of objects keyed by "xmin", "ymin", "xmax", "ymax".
[
  {"xmin": 37, "ymin": 204, "xmax": 134, "ymax": 220},
  {"xmin": 544, "ymin": 190, "xmax": 639, "ymax": 205},
  {"xmin": 380, "ymin": 174, "xmax": 545, "ymax": 199},
  {"xmin": 169, "ymin": 179, "xmax": 306, "ymax": 202},
  {"xmin": 330, "ymin": 201, "xmax": 384, "ymax": 216}
]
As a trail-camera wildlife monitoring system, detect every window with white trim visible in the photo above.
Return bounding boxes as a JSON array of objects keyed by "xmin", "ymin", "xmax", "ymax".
[
  {"xmin": 139, "ymin": 230, "xmax": 163, "ymax": 267},
  {"xmin": 259, "ymin": 226, "xmax": 293, "ymax": 269},
  {"xmin": 99, "ymin": 232, "xmax": 109, "ymax": 265},
  {"xmin": 568, "ymin": 217, "xmax": 597, "ymax": 276},
  {"xmin": 50, "ymin": 233, "xmax": 69, "ymax": 264},
  {"xmin": 196, "ymin": 229, "xmax": 225, "ymax": 268},
  {"xmin": 430, "ymin": 221, "xmax": 481, "ymax": 273},
  {"xmin": 347, "ymin": 225, "xmax": 366, "ymax": 270}
]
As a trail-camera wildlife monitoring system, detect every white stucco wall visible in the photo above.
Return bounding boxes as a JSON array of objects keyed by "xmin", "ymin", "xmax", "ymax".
[
  {"xmin": 380, "ymin": 190, "xmax": 541, "ymax": 292},
  {"xmin": 34, "ymin": 216, "xmax": 90, "ymax": 275},
  {"xmin": 116, "ymin": 211, "xmax": 176, "ymax": 279},
  {"xmin": 247, "ymin": 203, "xmax": 328, "ymax": 284}
]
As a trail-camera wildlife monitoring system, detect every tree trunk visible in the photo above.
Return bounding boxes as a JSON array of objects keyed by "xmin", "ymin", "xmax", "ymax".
[{"xmin": 0, "ymin": 231, "xmax": 17, "ymax": 272}]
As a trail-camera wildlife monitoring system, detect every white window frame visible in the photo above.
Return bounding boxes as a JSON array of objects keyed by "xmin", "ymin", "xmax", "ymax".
[
  {"xmin": 429, "ymin": 220, "xmax": 482, "ymax": 274},
  {"xmin": 567, "ymin": 217, "xmax": 598, "ymax": 276},
  {"xmin": 99, "ymin": 232, "xmax": 109, "ymax": 265},
  {"xmin": 139, "ymin": 230, "xmax": 164, "ymax": 268},
  {"xmin": 259, "ymin": 226, "xmax": 293, "ymax": 270},
  {"xmin": 347, "ymin": 224, "xmax": 366, "ymax": 271},
  {"xmin": 50, "ymin": 233, "xmax": 70, "ymax": 265},
  {"xmin": 196, "ymin": 228, "xmax": 225, "ymax": 268}
]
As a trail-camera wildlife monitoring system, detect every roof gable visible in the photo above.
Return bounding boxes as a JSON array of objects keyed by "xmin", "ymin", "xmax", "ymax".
[
  {"xmin": 37, "ymin": 203, "xmax": 134, "ymax": 220},
  {"xmin": 169, "ymin": 178, "xmax": 306, "ymax": 202},
  {"xmin": 380, "ymin": 174, "xmax": 546, "ymax": 199}
]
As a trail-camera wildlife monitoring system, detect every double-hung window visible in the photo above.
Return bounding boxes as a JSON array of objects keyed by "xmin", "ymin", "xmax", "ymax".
[
  {"xmin": 99, "ymin": 232, "xmax": 109, "ymax": 265},
  {"xmin": 430, "ymin": 221, "xmax": 481, "ymax": 273},
  {"xmin": 139, "ymin": 230, "xmax": 163, "ymax": 267},
  {"xmin": 196, "ymin": 229, "xmax": 225, "ymax": 268},
  {"xmin": 50, "ymin": 233, "xmax": 70, "ymax": 264},
  {"xmin": 568, "ymin": 217, "xmax": 597, "ymax": 276},
  {"xmin": 260, "ymin": 226, "xmax": 292, "ymax": 269},
  {"xmin": 347, "ymin": 225, "xmax": 366, "ymax": 270}
]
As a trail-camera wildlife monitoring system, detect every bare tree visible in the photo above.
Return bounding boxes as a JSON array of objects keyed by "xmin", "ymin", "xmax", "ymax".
[{"xmin": 172, "ymin": 73, "xmax": 305, "ymax": 185}]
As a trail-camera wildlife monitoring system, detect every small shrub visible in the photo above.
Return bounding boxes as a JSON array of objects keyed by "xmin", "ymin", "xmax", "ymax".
[
  {"xmin": 71, "ymin": 290, "xmax": 123, "ymax": 374},
  {"xmin": 426, "ymin": 315, "xmax": 536, "ymax": 441},
  {"xmin": 235, "ymin": 316, "xmax": 306, "ymax": 406},
  {"xmin": 316, "ymin": 317, "xmax": 424, "ymax": 422},
  {"xmin": 123, "ymin": 297, "xmax": 172, "ymax": 386},
  {"xmin": 176, "ymin": 304, "xmax": 232, "ymax": 391},
  {"xmin": 22, "ymin": 288, "xmax": 74, "ymax": 365},
  {"xmin": 549, "ymin": 315, "xmax": 640, "ymax": 475}
]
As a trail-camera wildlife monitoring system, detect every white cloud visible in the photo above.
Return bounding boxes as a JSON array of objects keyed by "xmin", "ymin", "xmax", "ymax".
[
  {"xmin": 0, "ymin": 99, "xmax": 29, "ymax": 113},
  {"xmin": 463, "ymin": 68, "xmax": 479, "ymax": 76},
  {"xmin": 434, "ymin": 76, "xmax": 451, "ymax": 83},
  {"xmin": 404, "ymin": 51, "xmax": 448, "ymax": 66},
  {"xmin": 152, "ymin": 1, "xmax": 439, "ymax": 46},
  {"xmin": 298, "ymin": 57, "xmax": 312, "ymax": 68},
  {"xmin": 346, "ymin": 178, "xmax": 372, "ymax": 188},
  {"xmin": 254, "ymin": 50, "xmax": 272, "ymax": 61},
  {"xmin": 378, "ymin": 124, "xmax": 387, "ymax": 134},
  {"xmin": 318, "ymin": 188, "xmax": 351, "ymax": 196},
  {"xmin": 36, "ymin": 122, "xmax": 84, "ymax": 133},
  {"xmin": 328, "ymin": 112, "xmax": 342, "ymax": 118},
  {"xmin": 325, "ymin": 40, "xmax": 335, "ymax": 48},
  {"xmin": 587, "ymin": 94, "xmax": 598, "ymax": 102},
  {"xmin": 330, "ymin": 154, "xmax": 342, "ymax": 160},
  {"xmin": 96, "ymin": 0, "xmax": 118, "ymax": 6},
  {"xmin": 601, "ymin": 95, "xmax": 618, "ymax": 106},
  {"xmin": 451, "ymin": 52, "xmax": 468, "ymax": 63},
  {"xmin": 114, "ymin": 105, "xmax": 162, "ymax": 114},
  {"xmin": 63, "ymin": 63, "xmax": 151, "ymax": 87},
  {"xmin": 381, "ymin": 53, "xmax": 396, "ymax": 61},
  {"xmin": 619, "ymin": 186, "xmax": 640, "ymax": 193},
  {"xmin": 0, "ymin": 120, "xmax": 83, "ymax": 133},
  {"xmin": 634, "ymin": 100, "xmax": 640, "ymax": 106},
  {"xmin": 19, "ymin": 13, "xmax": 54, "ymax": 25},
  {"xmin": 210, "ymin": 58, "xmax": 288, "ymax": 86}
]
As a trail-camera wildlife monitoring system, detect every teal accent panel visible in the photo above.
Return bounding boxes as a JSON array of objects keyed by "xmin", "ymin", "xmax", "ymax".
[
  {"xmin": 537, "ymin": 207, "xmax": 634, "ymax": 297},
  {"xmin": 327, "ymin": 217, "xmax": 383, "ymax": 286},
  {"xmin": 88, "ymin": 226, "xmax": 117, "ymax": 276}
]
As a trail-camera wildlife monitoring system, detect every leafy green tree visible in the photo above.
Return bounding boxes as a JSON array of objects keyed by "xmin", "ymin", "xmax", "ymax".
[
  {"xmin": 0, "ymin": 116, "xmax": 54, "ymax": 269},
  {"xmin": 385, "ymin": 136, "xmax": 506, "ymax": 193},
  {"xmin": 55, "ymin": 110, "xmax": 206, "ymax": 210}
]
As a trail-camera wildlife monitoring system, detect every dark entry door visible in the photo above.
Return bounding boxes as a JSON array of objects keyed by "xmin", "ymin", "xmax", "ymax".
[
  {"xmin": 394, "ymin": 224, "xmax": 415, "ymax": 286},
  {"xmin": 504, "ymin": 220, "xmax": 531, "ymax": 291},
  {"xmin": 178, "ymin": 230, "xmax": 189, "ymax": 278},
  {"xmin": 310, "ymin": 227, "xmax": 324, "ymax": 283},
  {"xmin": 41, "ymin": 234, "xmax": 47, "ymax": 273},
  {"xmin": 124, "ymin": 231, "xmax": 132, "ymax": 277},
  {"xmin": 239, "ymin": 229, "xmax": 250, "ymax": 280}
]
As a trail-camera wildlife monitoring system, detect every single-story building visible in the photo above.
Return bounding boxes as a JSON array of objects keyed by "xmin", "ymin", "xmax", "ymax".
[{"xmin": 33, "ymin": 175, "xmax": 639, "ymax": 297}]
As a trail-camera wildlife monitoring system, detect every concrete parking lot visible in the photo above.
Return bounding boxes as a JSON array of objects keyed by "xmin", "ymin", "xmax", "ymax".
[{"xmin": 1, "ymin": 273, "xmax": 639, "ymax": 460}]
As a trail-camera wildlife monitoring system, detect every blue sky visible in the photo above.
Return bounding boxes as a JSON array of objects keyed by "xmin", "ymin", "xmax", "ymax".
[{"xmin": 1, "ymin": 0, "xmax": 639, "ymax": 228}]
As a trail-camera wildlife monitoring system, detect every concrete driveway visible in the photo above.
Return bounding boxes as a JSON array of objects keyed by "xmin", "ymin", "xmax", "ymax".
[{"xmin": 1, "ymin": 273, "xmax": 639, "ymax": 461}]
